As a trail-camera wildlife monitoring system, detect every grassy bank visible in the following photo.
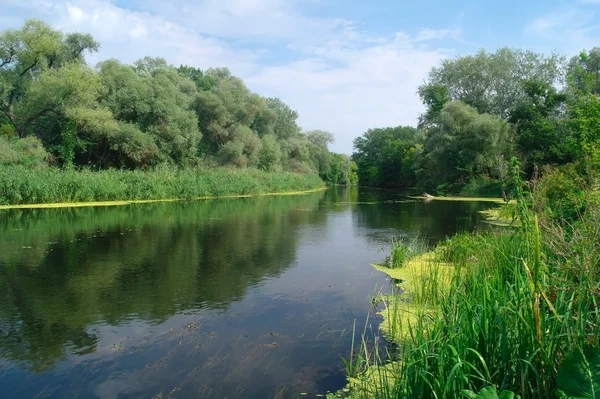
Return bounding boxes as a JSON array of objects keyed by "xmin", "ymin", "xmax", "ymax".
[
  {"xmin": 0, "ymin": 165, "xmax": 325, "ymax": 208},
  {"xmin": 334, "ymin": 193, "xmax": 600, "ymax": 398}
]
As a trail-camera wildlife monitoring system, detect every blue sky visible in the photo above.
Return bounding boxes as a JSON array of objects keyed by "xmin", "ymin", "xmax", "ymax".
[{"xmin": 3, "ymin": 0, "xmax": 600, "ymax": 153}]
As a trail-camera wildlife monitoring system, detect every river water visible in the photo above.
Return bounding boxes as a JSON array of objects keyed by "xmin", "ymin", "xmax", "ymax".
[{"xmin": 0, "ymin": 187, "xmax": 495, "ymax": 398}]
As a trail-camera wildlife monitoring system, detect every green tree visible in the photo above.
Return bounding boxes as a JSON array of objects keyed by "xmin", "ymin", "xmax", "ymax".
[
  {"xmin": 258, "ymin": 134, "xmax": 282, "ymax": 171},
  {"xmin": 0, "ymin": 19, "xmax": 99, "ymax": 138},
  {"xmin": 509, "ymin": 80, "xmax": 574, "ymax": 174},
  {"xmin": 567, "ymin": 50, "xmax": 600, "ymax": 172},
  {"xmin": 306, "ymin": 130, "xmax": 334, "ymax": 181},
  {"xmin": 352, "ymin": 126, "xmax": 419, "ymax": 187},
  {"xmin": 567, "ymin": 48, "xmax": 600, "ymax": 95},
  {"xmin": 266, "ymin": 97, "xmax": 301, "ymax": 140},
  {"xmin": 419, "ymin": 48, "xmax": 564, "ymax": 123},
  {"xmin": 424, "ymin": 101, "xmax": 512, "ymax": 190},
  {"xmin": 193, "ymin": 68, "xmax": 270, "ymax": 157},
  {"xmin": 98, "ymin": 58, "xmax": 201, "ymax": 167},
  {"xmin": 177, "ymin": 65, "xmax": 215, "ymax": 91}
]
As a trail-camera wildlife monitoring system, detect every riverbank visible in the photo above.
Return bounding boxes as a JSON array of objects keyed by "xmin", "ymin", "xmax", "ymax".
[
  {"xmin": 0, "ymin": 165, "xmax": 325, "ymax": 209},
  {"xmin": 408, "ymin": 195, "xmax": 508, "ymax": 203},
  {"xmin": 332, "ymin": 194, "xmax": 600, "ymax": 398}
]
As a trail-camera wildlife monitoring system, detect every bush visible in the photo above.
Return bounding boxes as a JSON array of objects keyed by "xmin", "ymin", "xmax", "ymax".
[
  {"xmin": 534, "ymin": 164, "xmax": 588, "ymax": 222},
  {"xmin": 0, "ymin": 136, "xmax": 49, "ymax": 168},
  {"xmin": 461, "ymin": 177, "xmax": 504, "ymax": 198}
]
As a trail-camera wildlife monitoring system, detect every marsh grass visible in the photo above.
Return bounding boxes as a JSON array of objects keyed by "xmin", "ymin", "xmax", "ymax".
[
  {"xmin": 333, "ymin": 188, "xmax": 600, "ymax": 398},
  {"xmin": 0, "ymin": 165, "xmax": 324, "ymax": 206}
]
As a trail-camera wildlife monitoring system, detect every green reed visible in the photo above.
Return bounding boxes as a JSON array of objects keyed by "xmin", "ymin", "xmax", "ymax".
[
  {"xmin": 0, "ymin": 165, "xmax": 324, "ymax": 205},
  {"xmin": 335, "ymin": 177, "xmax": 600, "ymax": 398}
]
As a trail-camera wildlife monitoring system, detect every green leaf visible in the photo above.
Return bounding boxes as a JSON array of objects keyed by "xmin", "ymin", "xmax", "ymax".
[
  {"xmin": 462, "ymin": 386, "xmax": 517, "ymax": 399},
  {"xmin": 557, "ymin": 347, "xmax": 600, "ymax": 399}
]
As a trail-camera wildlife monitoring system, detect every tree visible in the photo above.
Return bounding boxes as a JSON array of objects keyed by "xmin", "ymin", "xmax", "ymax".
[
  {"xmin": 424, "ymin": 101, "xmax": 512, "ymax": 189},
  {"xmin": 567, "ymin": 50, "xmax": 600, "ymax": 172},
  {"xmin": 419, "ymin": 48, "xmax": 564, "ymax": 123},
  {"xmin": 0, "ymin": 20, "xmax": 340, "ymax": 175},
  {"xmin": 193, "ymin": 68, "xmax": 270, "ymax": 155},
  {"xmin": 306, "ymin": 130, "xmax": 334, "ymax": 181},
  {"xmin": 417, "ymin": 84, "xmax": 450, "ymax": 128},
  {"xmin": 0, "ymin": 19, "xmax": 100, "ymax": 138},
  {"xmin": 352, "ymin": 126, "xmax": 419, "ymax": 187},
  {"xmin": 177, "ymin": 65, "xmax": 215, "ymax": 91},
  {"xmin": 567, "ymin": 48, "xmax": 600, "ymax": 95},
  {"xmin": 266, "ymin": 98, "xmax": 300, "ymax": 140},
  {"xmin": 258, "ymin": 134, "xmax": 282, "ymax": 171},
  {"xmin": 98, "ymin": 58, "xmax": 201, "ymax": 166},
  {"xmin": 509, "ymin": 80, "xmax": 574, "ymax": 174}
]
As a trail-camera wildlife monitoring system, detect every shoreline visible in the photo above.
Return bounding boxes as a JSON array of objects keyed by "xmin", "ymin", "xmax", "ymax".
[
  {"xmin": 408, "ymin": 195, "xmax": 508, "ymax": 203},
  {"xmin": 0, "ymin": 187, "xmax": 327, "ymax": 210}
]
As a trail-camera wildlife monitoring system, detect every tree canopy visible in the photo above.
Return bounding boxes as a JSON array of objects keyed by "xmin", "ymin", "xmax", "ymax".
[
  {"xmin": 0, "ymin": 20, "xmax": 354, "ymax": 185},
  {"xmin": 353, "ymin": 46, "xmax": 600, "ymax": 197}
]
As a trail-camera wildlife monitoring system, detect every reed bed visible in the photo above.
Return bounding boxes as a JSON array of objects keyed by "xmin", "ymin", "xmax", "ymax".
[{"xmin": 0, "ymin": 165, "xmax": 325, "ymax": 206}]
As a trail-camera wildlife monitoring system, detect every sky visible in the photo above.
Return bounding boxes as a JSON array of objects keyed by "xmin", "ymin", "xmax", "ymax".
[{"xmin": 2, "ymin": 0, "xmax": 600, "ymax": 154}]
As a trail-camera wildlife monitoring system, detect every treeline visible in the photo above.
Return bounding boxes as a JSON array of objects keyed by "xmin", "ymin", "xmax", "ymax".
[
  {"xmin": 0, "ymin": 20, "xmax": 357, "ymax": 186},
  {"xmin": 353, "ymin": 47, "xmax": 600, "ymax": 197}
]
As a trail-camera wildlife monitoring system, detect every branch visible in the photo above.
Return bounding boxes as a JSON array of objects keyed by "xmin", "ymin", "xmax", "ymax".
[
  {"xmin": 20, "ymin": 54, "xmax": 40, "ymax": 77},
  {"xmin": 2, "ymin": 106, "xmax": 23, "ymax": 137},
  {"xmin": 0, "ymin": 46, "xmax": 16, "ymax": 68},
  {"xmin": 22, "ymin": 106, "xmax": 58, "ymax": 133},
  {"xmin": 0, "ymin": 59, "xmax": 12, "ymax": 68}
]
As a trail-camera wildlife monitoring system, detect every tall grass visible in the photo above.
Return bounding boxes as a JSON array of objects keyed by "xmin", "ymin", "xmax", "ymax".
[
  {"xmin": 336, "ymin": 174, "xmax": 600, "ymax": 398},
  {"xmin": 0, "ymin": 165, "xmax": 324, "ymax": 205}
]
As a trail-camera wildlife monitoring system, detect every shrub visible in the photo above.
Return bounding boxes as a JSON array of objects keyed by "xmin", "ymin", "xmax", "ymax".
[
  {"xmin": 0, "ymin": 136, "xmax": 49, "ymax": 168},
  {"xmin": 461, "ymin": 177, "xmax": 504, "ymax": 198},
  {"xmin": 534, "ymin": 164, "xmax": 587, "ymax": 222}
]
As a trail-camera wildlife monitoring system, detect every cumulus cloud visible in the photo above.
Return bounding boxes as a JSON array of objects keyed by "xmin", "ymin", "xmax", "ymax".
[{"xmin": 2, "ymin": 0, "xmax": 456, "ymax": 153}]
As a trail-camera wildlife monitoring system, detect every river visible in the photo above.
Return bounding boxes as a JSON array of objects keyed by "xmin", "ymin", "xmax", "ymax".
[{"xmin": 0, "ymin": 187, "xmax": 495, "ymax": 398}]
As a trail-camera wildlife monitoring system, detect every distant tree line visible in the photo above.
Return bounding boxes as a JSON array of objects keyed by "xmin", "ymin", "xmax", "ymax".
[
  {"xmin": 352, "ymin": 47, "xmax": 600, "ymax": 197},
  {"xmin": 0, "ymin": 20, "xmax": 357, "ymax": 186}
]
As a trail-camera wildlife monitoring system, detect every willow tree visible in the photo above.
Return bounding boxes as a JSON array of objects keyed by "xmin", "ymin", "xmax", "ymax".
[
  {"xmin": 98, "ymin": 58, "xmax": 201, "ymax": 167},
  {"xmin": 423, "ymin": 101, "xmax": 513, "ymax": 190},
  {"xmin": 0, "ymin": 19, "xmax": 100, "ymax": 138}
]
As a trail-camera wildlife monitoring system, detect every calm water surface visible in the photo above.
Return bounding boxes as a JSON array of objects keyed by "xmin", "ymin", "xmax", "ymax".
[{"xmin": 0, "ymin": 188, "xmax": 495, "ymax": 398}]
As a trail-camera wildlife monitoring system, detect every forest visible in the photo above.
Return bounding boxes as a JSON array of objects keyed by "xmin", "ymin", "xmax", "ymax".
[
  {"xmin": 352, "ymin": 47, "xmax": 600, "ymax": 199},
  {"xmin": 0, "ymin": 20, "xmax": 355, "ymax": 205}
]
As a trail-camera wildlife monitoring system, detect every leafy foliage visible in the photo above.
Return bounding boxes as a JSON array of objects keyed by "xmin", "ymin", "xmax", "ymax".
[
  {"xmin": 353, "ymin": 46, "xmax": 600, "ymax": 199},
  {"xmin": 0, "ymin": 20, "xmax": 354, "ymax": 188},
  {"xmin": 462, "ymin": 386, "xmax": 518, "ymax": 399},
  {"xmin": 0, "ymin": 135, "xmax": 49, "ymax": 168},
  {"xmin": 353, "ymin": 126, "xmax": 419, "ymax": 187},
  {"xmin": 556, "ymin": 347, "xmax": 600, "ymax": 399}
]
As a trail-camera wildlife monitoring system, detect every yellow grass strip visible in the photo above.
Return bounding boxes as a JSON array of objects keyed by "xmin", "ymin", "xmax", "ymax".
[
  {"xmin": 409, "ymin": 195, "xmax": 510, "ymax": 203},
  {"xmin": 0, "ymin": 187, "xmax": 327, "ymax": 210}
]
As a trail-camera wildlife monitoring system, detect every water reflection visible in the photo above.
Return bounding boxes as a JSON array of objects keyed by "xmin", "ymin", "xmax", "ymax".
[{"xmin": 0, "ymin": 188, "xmax": 494, "ymax": 398}]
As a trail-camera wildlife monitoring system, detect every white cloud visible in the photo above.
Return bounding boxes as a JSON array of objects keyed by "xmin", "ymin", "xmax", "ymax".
[
  {"xmin": 525, "ymin": 5, "xmax": 600, "ymax": 53},
  {"xmin": 247, "ymin": 35, "xmax": 449, "ymax": 153},
  {"xmin": 2, "ymin": 0, "xmax": 456, "ymax": 154},
  {"xmin": 4, "ymin": 0, "xmax": 261, "ymax": 74},
  {"xmin": 123, "ymin": 0, "xmax": 341, "ymax": 43}
]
